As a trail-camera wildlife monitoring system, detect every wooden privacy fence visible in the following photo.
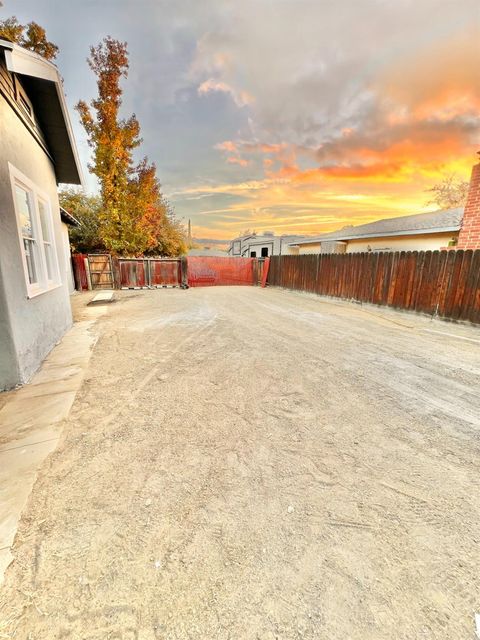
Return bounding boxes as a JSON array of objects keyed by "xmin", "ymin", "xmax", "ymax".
[
  {"xmin": 268, "ymin": 250, "xmax": 480, "ymax": 324},
  {"xmin": 72, "ymin": 255, "xmax": 185, "ymax": 290},
  {"xmin": 71, "ymin": 255, "xmax": 262, "ymax": 290},
  {"xmin": 115, "ymin": 258, "xmax": 184, "ymax": 288}
]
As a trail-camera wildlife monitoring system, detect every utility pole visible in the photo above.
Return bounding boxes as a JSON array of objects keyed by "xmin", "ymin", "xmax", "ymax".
[{"xmin": 187, "ymin": 219, "xmax": 192, "ymax": 246}]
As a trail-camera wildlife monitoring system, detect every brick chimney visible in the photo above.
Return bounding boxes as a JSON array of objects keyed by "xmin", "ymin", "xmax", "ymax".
[{"xmin": 457, "ymin": 154, "xmax": 480, "ymax": 250}]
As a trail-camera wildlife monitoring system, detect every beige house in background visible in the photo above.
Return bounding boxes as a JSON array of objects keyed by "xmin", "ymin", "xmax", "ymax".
[{"xmin": 288, "ymin": 208, "xmax": 463, "ymax": 255}]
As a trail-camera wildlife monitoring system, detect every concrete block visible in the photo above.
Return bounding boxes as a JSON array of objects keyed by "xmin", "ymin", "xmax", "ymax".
[{"xmin": 88, "ymin": 291, "xmax": 114, "ymax": 305}]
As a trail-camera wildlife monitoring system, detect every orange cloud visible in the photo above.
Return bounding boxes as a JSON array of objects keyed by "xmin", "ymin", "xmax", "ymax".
[
  {"xmin": 188, "ymin": 25, "xmax": 479, "ymax": 241},
  {"xmin": 377, "ymin": 27, "xmax": 480, "ymax": 118},
  {"xmin": 242, "ymin": 142, "xmax": 288, "ymax": 154},
  {"xmin": 215, "ymin": 140, "xmax": 238, "ymax": 153},
  {"xmin": 215, "ymin": 140, "xmax": 250, "ymax": 167},
  {"xmin": 227, "ymin": 156, "xmax": 249, "ymax": 166}
]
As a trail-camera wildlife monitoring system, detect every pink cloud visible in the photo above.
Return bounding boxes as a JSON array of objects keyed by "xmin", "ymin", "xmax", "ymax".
[
  {"xmin": 215, "ymin": 140, "xmax": 238, "ymax": 153},
  {"xmin": 198, "ymin": 78, "xmax": 254, "ymax": 107},
  {"xmin": 227, "ymin": 156, "xmax": 249, "ymax": 167}
]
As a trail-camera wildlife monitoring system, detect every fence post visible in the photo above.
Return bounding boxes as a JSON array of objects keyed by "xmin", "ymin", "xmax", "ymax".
[
  {"xmin": 146, "ymin": 258, "xmax": 151, "ymax": 288},
  {"xmin": 180, "ymin": 257, "xmax": 188, "ymax": 288},
  {"xmin": 84, "ymin": 257, "xmax": 92, "ymax": 290},
  {"xmin": 111, "ymin": 256, "xmax": 121, "ymax": 289},
  {"xmin": 72, "ymin": 254, "xmax": 87, "ymax": 291},
  {"xmin": 261, "ymin": 257, "xmax": 270, "ymax": 287}
]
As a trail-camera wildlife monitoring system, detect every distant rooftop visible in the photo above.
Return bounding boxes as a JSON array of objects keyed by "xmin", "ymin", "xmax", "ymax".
[
  {"xmin": 230, "ymin": 232, "xmax": 311, "ymax": 244},
  {"xmin": 289, "ymin": 208, "xmax": 463, "ymax": 245}
]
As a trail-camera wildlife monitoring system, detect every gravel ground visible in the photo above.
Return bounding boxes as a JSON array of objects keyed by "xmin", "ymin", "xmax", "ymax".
[{"xmin": 1, "ymin": 287, "xmax": 479, "ymax": 639}]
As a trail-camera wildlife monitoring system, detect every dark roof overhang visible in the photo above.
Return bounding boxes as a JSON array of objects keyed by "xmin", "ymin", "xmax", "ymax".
[
  {"xmin": 1, "ymin": 40, "xmax": 83, "ymax": 186},
  {"xmin": 60, "ymin": 206, "xmax": 80, "ymax": 227}
]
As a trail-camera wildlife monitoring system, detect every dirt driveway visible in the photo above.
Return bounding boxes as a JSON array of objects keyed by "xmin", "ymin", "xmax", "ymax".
[{"xmin": 1, "ymin": 287, "xmax": 479, "ymax": 639}]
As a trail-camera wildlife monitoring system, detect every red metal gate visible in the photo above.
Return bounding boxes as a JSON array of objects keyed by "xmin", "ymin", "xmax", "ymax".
[{"xmin": 187, "ymin": 257, "xmax": 255, "ymax": 287}]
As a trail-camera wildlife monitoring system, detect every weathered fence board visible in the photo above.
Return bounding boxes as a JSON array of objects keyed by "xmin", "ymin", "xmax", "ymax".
[
  {"xmin": 117, "ymin": 258, "xmax": 183, "ymax": 288},
  {"xmin": 72, "ymin": 254, "xmax": 88, "ymax": 291},
  {"xmin": 119, "ymin": 259, "xmax": 148, "ymax": 288},
  {"xmin": 150, "ymin": 259, "xmax": 182, "ymax": 287},
  {"xmin": 268, "ymin": 250, "xmax": 480, "ymax": 323},
  {"xmin": 252, "ymin": 257, "xmax": 268, "ymax": 285}
]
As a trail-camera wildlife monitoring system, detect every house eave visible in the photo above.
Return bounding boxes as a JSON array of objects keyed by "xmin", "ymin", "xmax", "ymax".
[{"xmin": 1, "ymin": 39, "xmax": 84, "ymax": 187}]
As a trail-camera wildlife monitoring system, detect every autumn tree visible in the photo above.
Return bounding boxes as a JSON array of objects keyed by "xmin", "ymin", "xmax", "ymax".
[
  {"xmin": 0, "ymin": 16, "xmax": 23, "ymax": 43},
  {"xmin": 130, "ymin": 159, "xmax": 187, "ymax": 256},
  {"xmin": 0, "ymin": 16, "xmax": 58, "ymax": 60},
  {"xmin": 76, "ymin": 38, "xmax": 144, "ymax": 254},
  {"xmin": 425, "ymin": 174, "xmax": 470, "ymax": 209},
  {"xmin": 160, "ymin": 204, "xmax": 188, "ymax": 257},
  {"xmin": 76, "ymin": 38, "xmax": 185, "ymax": 256},
  {"xmin": 58, "ymin": 188, "xmax": 104, "ymax": 254}
]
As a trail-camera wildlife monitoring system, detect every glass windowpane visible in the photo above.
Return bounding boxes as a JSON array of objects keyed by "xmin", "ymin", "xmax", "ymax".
[
  {"xmin": 15, "ymin": 185, "xmax": 34, "ymax": 238},
  {"xmin": 23, "ymin": 238, "xmax": 38, "ymax": 284},
  {"xmin": 44, "ymin": 243, "xmax": 54, "ymax": 280},
  {"xmin": 38, "ymin": 200, "xmax": 50, "ymax": 242}
]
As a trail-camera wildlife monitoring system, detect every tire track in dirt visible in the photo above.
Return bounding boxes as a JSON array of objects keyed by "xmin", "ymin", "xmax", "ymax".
[{"xmin": 1, "ymin": 288, "xmax": 479, "ymax": 639}]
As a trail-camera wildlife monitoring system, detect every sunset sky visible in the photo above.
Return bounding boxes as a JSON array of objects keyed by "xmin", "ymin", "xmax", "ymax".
[{"xmin": 6, "ymin": 0, "xmax": 480, "ymax": 240}]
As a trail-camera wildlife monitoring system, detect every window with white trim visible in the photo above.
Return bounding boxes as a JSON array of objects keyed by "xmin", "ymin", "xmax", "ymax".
[
  {"xmin": 38, "ymin": 198, "xmax": 57, "ymax": 284},
  {"xmin": 10, "ymin": 164, "xmax": 60, "ymax": 297}
]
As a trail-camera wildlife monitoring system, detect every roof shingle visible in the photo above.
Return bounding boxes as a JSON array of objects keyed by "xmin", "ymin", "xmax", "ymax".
[{"xmin": 291, "ymin": 208, "xmax": 463, "ymax": 245}]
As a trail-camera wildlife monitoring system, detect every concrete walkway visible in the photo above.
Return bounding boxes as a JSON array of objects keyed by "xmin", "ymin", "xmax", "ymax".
[{"xmin": 0, "ymin": 300, "xmax": 106, "ymax": 582}]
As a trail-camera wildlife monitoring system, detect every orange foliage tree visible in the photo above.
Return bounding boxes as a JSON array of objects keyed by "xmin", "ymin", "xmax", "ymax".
[
  {"xmin": 0, "ymin": 16, "xmax": 59, "ymax": 60},
  {"xmin": 130, "ymin": 159, "xmax": 186, "ymax": 256},
  {"xmin": 76, "ymin": 37, "xmax": 186, "ymax": 256}
]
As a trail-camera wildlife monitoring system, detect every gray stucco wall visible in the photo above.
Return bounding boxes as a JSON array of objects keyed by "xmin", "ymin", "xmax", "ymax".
[
  {"xmin": 0, "ymin": 94, "xmax": 72, "ymax": 390},
  {"xmin": 0, "ymin": 262, "xmax": 19, "ymax": 388}
]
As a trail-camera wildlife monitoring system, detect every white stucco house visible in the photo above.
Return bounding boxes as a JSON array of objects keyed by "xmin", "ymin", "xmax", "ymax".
[{"xmin": 0, "ymin": 40, "xmax": 83, "ymax": 390}]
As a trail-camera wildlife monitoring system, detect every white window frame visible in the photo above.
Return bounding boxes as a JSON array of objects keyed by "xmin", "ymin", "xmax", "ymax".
[{"xmin": 9, "ymin": 163, "xmax": 61, "ymax": 298}]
